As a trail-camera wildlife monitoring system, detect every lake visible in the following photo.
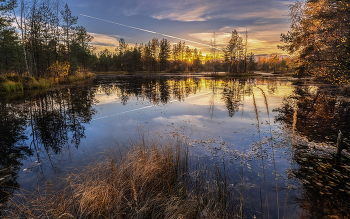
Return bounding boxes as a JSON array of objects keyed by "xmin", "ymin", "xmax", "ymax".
[{"xmin": 1, "ymin": 73, "xmax": 350, "ymax": 218}]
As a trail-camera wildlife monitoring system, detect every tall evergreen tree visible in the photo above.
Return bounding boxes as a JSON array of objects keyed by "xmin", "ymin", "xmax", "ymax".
[
  {"xmin": 61, "ymin": 3, "xmax": 77, "ymax": 63},
  {"xmin": 159, "ymin": 38, "xmax": 171, "ymax": 71},
  {"xmin": 225, "ymin": 30, "xmax": 243, "ymax": 73}
]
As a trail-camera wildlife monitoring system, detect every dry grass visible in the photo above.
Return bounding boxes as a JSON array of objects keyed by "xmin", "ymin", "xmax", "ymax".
[
  {"xmin": 3, "ymin": 140, "xmax": 238, "ymax": 219},
  {"xmin": 0, "ymin": 71, "xmax": 94, "ymax": 92},
  {"xmin": 67, "ymin": 69, "xmax": 94, "ymax": 82}
]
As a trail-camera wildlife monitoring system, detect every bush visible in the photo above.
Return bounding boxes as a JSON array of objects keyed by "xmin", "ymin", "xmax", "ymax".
[{"xmin": 48, "ymin": 61, "xmax": 70, "ymax": 81}]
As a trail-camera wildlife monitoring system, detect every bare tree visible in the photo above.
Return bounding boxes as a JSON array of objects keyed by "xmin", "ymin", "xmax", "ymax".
[
  {"xmin": 210, "ymin": 31, "xmax": 218, "ymax": 73},
  {"xmin": 244, "ymin": 28, "xmax": 248, "ymax": 73}
]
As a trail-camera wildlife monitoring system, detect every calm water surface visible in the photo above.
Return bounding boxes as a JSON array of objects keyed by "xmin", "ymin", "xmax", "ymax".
[{"xmin": 1, "ymin": 74, "xmax": 350, "ymax": 218}]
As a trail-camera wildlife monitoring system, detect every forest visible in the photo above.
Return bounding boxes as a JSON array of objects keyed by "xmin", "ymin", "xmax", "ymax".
[
  {"xmin": 3, "ymin": 0, "xmax": 348, "ymax": 87},
  {"xmin": 0, "ymin": 0, "xmax": 95, "ymax": 78},
  {"xmin": 0, "ymin": 0, "xmax": 294, "ymax": 84},
  {"xmin": 2, "ymin": 0, "xmax": 350, "ymax": 218}
]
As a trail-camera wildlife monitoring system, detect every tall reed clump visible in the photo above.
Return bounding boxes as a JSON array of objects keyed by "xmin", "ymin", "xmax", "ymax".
[{"xmin": 3, "ymin": 140, "xmax": 238, "ymax": 218}]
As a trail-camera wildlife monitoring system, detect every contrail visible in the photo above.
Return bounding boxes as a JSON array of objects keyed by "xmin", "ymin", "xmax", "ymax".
[{"xmin": 80, "ymin": 14, "xmax": 223, "ymax": 51}]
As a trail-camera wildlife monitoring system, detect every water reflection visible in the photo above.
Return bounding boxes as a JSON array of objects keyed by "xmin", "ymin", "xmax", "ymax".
[
  {"xmin": 221, "ymin": 79, "xmax": 253, "ymax": 117},
  {"xmin": 292, "ymin": 145, "xmax": 350, "ymax": 218},
  {"xmin": 0, "ymin": 99, "xmax": 31, "ymax": 210},
  {"xmin": 276, "ymin": 81, "xmax": 350, "ymax": 143},
  {"xmin": 0, "ymin": 84, "xmax": 96, "ymax": 211},
  {"xmin": 29, "ymin": 88, "xmax": 96, "ymax": 153},
  {"xmin": 3, "ymin": 75, "xmax": 350, "ymax": 218},
  {"xmin": 275, "ymin": 80, "xmax": 350, "ymax": 218},
  {"xmin": 96, "ymin": 76, "xmax": 204, "ymax": 105},
  {"xmin": 95, "ymin": 75, "xmax": 266, "ymax": 113}
]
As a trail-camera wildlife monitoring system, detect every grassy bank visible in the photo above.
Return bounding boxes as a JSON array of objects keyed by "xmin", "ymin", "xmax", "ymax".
[
  {"xmin": 0, "ymin": 72, "xmax": 95, "ymax": 92},
  {"xmin": 3, "ymin": 140, "xmax": 238, "ymax": 218}
]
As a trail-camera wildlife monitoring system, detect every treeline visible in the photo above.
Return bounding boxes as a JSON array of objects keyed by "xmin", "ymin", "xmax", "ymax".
[
  {"xmin": 280, "ymin": 0, "xmax": 350, "ymax": 83},
  {"xmin": 94, "ymin": 39, "xmax": 205, "ymax": 73},
  {"xmin": 0, "ymin": 0, "xmax": 95, "ymax": 78},
  {"xmin": 256, "ymin": 54, "xmax": 293, "ymax": 73},
  {"xmin": 1, "ymin": 0, "xmax": 259, "ymax": 77},
  {"xmin": 94, "ymin": 30, "xmax": 258, "ymax": 73}
]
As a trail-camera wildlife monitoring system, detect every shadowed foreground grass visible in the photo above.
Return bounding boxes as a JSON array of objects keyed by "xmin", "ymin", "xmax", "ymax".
[{"xmin": 3, "ymin": 140, "xmax": 238, "ymax": 218}]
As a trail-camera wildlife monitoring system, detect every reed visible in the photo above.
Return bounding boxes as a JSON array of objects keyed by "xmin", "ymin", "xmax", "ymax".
[
  {"xmin": 258, "ymin": 87, "xmax": 280, "ymax": 219},
  {"xmin": 253, "ymin": 90, "xmax": 270, "ymax": 218}
]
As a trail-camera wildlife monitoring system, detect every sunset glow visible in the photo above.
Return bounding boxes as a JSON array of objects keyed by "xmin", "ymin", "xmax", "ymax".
[{"xmin": 68, "ymin": 0, "xmax": 294, "ymax": 55}]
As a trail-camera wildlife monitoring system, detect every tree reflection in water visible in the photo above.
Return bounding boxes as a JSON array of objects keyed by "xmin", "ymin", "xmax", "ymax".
[
  {"xmin": 95, "ymin": 75, "xmax": 262, "ymax": 118},
  {"xmin": 0, "ymin": 98, "xmax": 31, "ymax": 212},
  {"xmin": 292, "ymin": 145, "xmax": 350, "ymax": 218},
  {"xmin": 1, "ymin": 75, "xmax": 347, "ymax": 218},
  {"xmin": 276, "ymin": 81, "xmax": 350, "ymax": 142},
  {"xmin": 0, "ymin": 83, "xmax": 96, "ymax": 212},
  {"xmin": 275, "ymin": 80, "xmax": 350, "ymax": 218}
]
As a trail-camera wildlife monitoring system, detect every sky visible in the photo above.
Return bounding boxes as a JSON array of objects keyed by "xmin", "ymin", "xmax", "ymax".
[{"xmin": 68, "ymin": 0, "xmax": 296, "ymax": 56}]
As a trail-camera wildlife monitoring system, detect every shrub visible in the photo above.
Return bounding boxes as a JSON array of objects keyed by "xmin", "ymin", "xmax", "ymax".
[{"xmin": 48, "ymin": 61, "xmax": 70, "ymax": 81}]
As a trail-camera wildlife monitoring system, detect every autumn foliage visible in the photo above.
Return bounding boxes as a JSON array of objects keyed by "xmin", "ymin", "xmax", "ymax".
[{"xmin": 280, "ymin": 0, "xmax": 350, "ymax": 83}]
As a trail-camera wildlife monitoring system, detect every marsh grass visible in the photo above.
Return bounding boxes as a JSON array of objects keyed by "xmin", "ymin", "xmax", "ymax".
[
  {"xmin": 257, "ymin": 87, "xmax": 280, "ymax": 219},
  {"xmin": 0, "ymin": 72, "xmax": 94, "ymax": 92},
  {"xmin": 0, "ymin": 80, "xmax": 23, "ymax": 92},
  {"xmin": 3, "ymin": 139, "xmax": 239, "ymax": 219},
  {"xmin": 67, "ymin": 69, "xmax": 95, "ymax": 82}
]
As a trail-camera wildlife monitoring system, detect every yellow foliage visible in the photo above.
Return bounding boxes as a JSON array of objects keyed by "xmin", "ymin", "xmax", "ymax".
[{"xmin": 48, "ymin": 61, "xmax": 70, "ymax": 79}]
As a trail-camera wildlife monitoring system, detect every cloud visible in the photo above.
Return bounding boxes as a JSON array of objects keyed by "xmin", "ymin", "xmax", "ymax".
[
  {"xmin": 77, "ymin": 0, "xmax": 294, "ymax": 54},
  {"xmin": 89, "ymin": 33, "xmax": 123, "ymax": 52},
  {"xmin": 89, "ymin": 32, "xmax": 138, "ymax": 52},
  {"xmin": 189, "ymin": 22, "xmax": 290, "ymax": 55},
  {"xmin": 117, "ymin": 0, "xmax": 294, "ymax": 22},
  {"xmin": 189, "ymin": 32, "xmax": 231, "ymax": 47},
  {"xmin": 240, "ymin": 8, "xmax": 289, "ymax": 19},
  {"xmin": 153, "ymin": 6, "xmax": 209, "ymax": 22}
]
